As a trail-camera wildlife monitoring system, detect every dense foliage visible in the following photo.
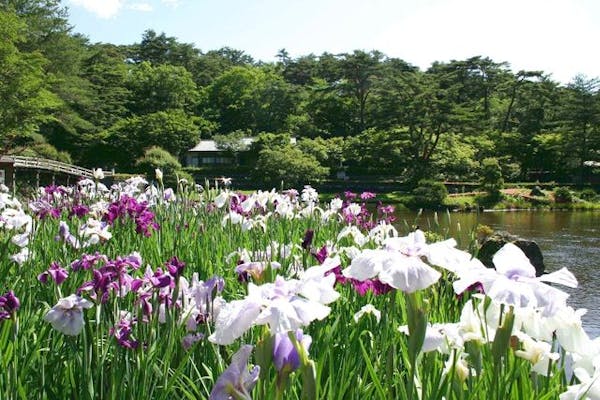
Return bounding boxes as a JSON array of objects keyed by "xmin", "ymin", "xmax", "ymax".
[{"xmin": 0, "ymin": 1, "xmax": 599, "ymax": 186}]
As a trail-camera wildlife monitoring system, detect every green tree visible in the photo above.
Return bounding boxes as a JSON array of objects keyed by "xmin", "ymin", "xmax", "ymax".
[
  {"xmin": 344, "ymin": 128, "xmax": 405, "ymax": 173},
  {"xmin": 135, "ymin": 146, "xmax": 183, "ymax": 188},
  {"xmin": 205, "ymin": 66, "xmax": 298, "ymax": 134},
  {"xmin": 297, "ymin": 137, "xmax": 345, "ymax": 170},
  {"xmin": 560, "ymin": 75, "xmax": 600, "ymax": 183},
  {"xmin": 254, "ymin": 145, "xmax": 329, "ymax": 188},
  {"xmin": 411, "ymin": 180, "xmax": 448, "ymax": 208},
  {"xmin": 105, "ymin": 109, "xmax": 200, "ymax": 169},
  {"xmin": 192, "ymin": 47, "xmax": 254, "ymax": 87},
  {"xmin": 431, "ymin": 134, "xmax": 479, "ymax": 181},
  {"xmin": 338, "ymin": 50, "xmax": 385, "ymax": 132},
  {"xmin": 133, "ymin": 29, "xmax": 200, "ymax": 69},
  {"xmin": 480, "ymin": 157, "xmax": 504, "ymax": 199},
  {"xmin": 127, "ymin": 62, "xmax": 199, "ymax": 115},
  {"xmin": 302, "ymin": 78, "xmax": 354, "ymax": 137},
  {"xmin": 0, "ymin": 8, "xmax": 59, "ymax": 152}
]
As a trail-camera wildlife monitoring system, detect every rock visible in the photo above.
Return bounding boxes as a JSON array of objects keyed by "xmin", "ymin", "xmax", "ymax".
[
  {"xmin": 476, "ymin": 231, "xmax": 545, "ymax": 276},
  {"xmin": 529, "ymin": 185, "xmax": 544, "ymax": 197}
]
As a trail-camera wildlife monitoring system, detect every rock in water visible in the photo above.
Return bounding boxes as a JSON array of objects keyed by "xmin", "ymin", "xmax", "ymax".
[{"xmin": 477, "ymin": 231, "xmax": 545, "ymax": 276}]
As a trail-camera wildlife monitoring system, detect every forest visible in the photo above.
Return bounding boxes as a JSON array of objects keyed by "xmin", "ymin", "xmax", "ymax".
[{"xmin": 1, "ymin": 0, "xmax": 599, "ymax": 188}]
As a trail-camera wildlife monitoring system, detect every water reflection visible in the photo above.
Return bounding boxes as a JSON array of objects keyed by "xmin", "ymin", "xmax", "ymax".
[{"xmin": 394, "ymin": 210, "xmax": 600, "ymax": 338}]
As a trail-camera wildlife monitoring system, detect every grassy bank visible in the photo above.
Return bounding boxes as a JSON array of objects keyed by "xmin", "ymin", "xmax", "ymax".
[{"xmin": 319, "ymin": 186, "xmax": 600, "ymax": 211}]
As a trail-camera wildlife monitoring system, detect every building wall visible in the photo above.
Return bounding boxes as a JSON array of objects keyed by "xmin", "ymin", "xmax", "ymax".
[{"xmin": 185, "ymin": 152, "xmax": 234, "ymax": 167}]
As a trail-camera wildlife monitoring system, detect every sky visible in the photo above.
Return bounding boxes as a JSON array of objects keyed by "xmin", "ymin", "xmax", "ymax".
[{"xmin": 65, "ymin": 0, "xmax": 600, "ymax": 85}]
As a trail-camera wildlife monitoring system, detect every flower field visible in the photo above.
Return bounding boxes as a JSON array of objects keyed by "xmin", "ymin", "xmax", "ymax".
[{"xmin": 0, "ymin": 175, "xmax": 597, "ymax": 399}]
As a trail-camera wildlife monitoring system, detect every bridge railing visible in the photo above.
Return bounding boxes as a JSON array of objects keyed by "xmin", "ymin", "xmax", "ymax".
[{"xmin": 0, "ymin": 156, "xmax": 114, "ymax": 179}]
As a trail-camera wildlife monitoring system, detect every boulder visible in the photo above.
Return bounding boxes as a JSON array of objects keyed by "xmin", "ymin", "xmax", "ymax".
[
  {"xmin": 476, "ymin": 231, "xmax": 545, "ymax": 276},
  {"xmin": 529, "ymin": 185, "xmax": 545, "ymax": 197}
]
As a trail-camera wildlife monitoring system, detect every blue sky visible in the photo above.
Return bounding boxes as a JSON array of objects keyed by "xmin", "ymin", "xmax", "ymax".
[{"xmin": 66, "ymin": 0, "xmax": 599, "ymax": 84}]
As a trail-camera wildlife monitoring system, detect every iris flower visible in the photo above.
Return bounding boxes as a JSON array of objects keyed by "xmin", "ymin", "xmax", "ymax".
[
  {"xmin": 273, "ymin": 329, "xmax": 312, "ymax": 373},
  {"xmin": 44, "ymin": 294, "xmax": 94, "ymax": 335},
  {"xmin": 209, "ymin": 345, "xmax": 259, "ymax": 400},
  {"xmin": 514, "ymin": 331, "xmax": 560, "ymax": 376},
  {"xmin": 353, "ymin": 304, "xmax": 382, "ymax": 323},
  {"xmin": 342, "ymin": 248, "xmax": 441, "ymax": 293},
  {"xmin": 560, "ymin": 355, "xmax": 600, "ymax": 400},
  {"xmin": 451, "ymin": 243, "xmax": 577, "ymax": 316},
  {"xmin": 209, "ymin": 262, "xmax": 339, "ymax": 345}
]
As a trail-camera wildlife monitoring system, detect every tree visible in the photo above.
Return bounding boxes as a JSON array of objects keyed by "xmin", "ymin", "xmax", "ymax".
[
  {"xmin": 135, "ymin": 146, "xmax": 183, "ymax": 188},
  {"xmin": 254, "ymin": 145, "xmax": 329, "ymax": 189},
  {"xmin": 204, "ymin": 66, "xmax": 298, "ymax": 134},
  {"xmin": 301, "ymin": 78, "xmax": 354, "ymax": 137},
  {"xmin": 480, "ymin": 157, "xmax": 504, "ymax": 199},
  {"xmin": 397, "ymin": 72, "xmax": 458, "ymax": 181},
  {"xmin": 427, "ymin": 56, "xmax": 512, "ymax": 132},
  {"xmin": 127, "ymin": 62, "xmax": 199, "ymax": 115},
  {"xmin": 411, "ymin": 180, "xmax": 448, "ymax": 208},
  {"xmin": 338, "ymin": 50, "xmax": 384, "ymax": 132},
  {"xmin": 105, "ymin": 110, "xmax": 201, "ymax": 169},
  {"xmin": 192, "ymin": 47, "xmax": 254, "ymax": 87},
  {"xmin": 297, "ymin": 137, "xmax": 345, "ymax": 169},
  {"xmin": 560, "ymin": 75, "xmax": 600, "ymax": 183},
  {"xmin": 430, "ymin": 134, "xmax": 480, "ymax": 181},
  {"xmin": 132, "ymin": 29, "xmax": 200, "ymax": 69},
  {"xmin": 344, "ymin": 128, "xmax": 405, "ymax": 173},
  {"xmin": 0, "ymin": 9, "xmax": 59, "ymax": 152}
]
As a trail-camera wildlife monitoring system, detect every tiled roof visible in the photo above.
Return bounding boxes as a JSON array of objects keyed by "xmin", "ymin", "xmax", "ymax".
[
  {"xmin": 188, "ymin": 137, "xmax": 295, "ymax": 152},
  {"xmin": 188, "ymin": 138, "xmax": 255, "ymax": 152}
]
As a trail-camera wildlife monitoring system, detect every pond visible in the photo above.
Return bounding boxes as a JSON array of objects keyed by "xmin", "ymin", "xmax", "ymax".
[{"xmin": 394, "ymin": 209, "xmax": 600, "ymax": 338}]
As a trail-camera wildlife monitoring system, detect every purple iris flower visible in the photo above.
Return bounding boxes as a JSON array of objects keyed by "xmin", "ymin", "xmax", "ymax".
[
  {"xmin": 209, "ymin": 345, "xmax": 260, "ymax": 400},
  {"xmin": 110, "ymin": 317, "xmax": 139, "ymax": 349},
  {"xmin": 301, "ymin": 229, "xmax": 314, "ymax": 250},
  {"xmin": 71, "ymin": 252, "xmax": 108, "ymax": 271},
  {"xmin": 311, "ymin": 245, "xmax": 329, "ymax": 264},
  {"xmin": 273, "ymin": 329, "xmax": 312, "ymax": 373},
  {"xmin": 103, "ymin": 196, "xmax": 160, "ymax": 237},
  {"xmin": 344, "ymin": 191, "xmax": 357, "ymax": 200},
  {"xmin": 166, "ymin": 256, "xmax": 185, "ymax": 278},
  {"xmin": 70, "ymin": 204, "xmax": 90, "ymax": 219},
  {"xmin": 182, "ymin": 332, "xmax": 205, "ymax": 351},
  {"xmin": 38, "ymin": 262, "xmax": 69, "ymax": 285},
  {"xmin": 0, "ymin": 290, "xmax": 20, "ymax": 320},
  {"xmin": 360, "ymin": 191, "xmax": 376, "ymax": 200}
]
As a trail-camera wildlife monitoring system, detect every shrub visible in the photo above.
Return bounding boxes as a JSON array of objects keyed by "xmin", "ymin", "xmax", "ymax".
[
  {"xmin": 579, "ymin": 188, "xmax": 598, "ymax": 201},
  {"xmin": 135, "ymin": 146, "xmax": 183, "ymax": 189},
  {"xmin": 411, "ymin": 180, "xmax": 448, "ymax": 208},
  {"xmin": 254, "ymin": 145, "xmax": 329, "ymax": 189},
  {"xmin": 480, "ymin": 157, "xmax": 504, "ymax": 198},
  {"xmin": 553, "ymin": 187, "xmax": 573, "ymax": 203},
  {"xmin": 14, "ymin": 143, "xmax": 72, "ymax": 164}
]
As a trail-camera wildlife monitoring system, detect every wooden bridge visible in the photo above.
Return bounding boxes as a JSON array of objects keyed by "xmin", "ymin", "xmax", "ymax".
[{"xmin": 0, "ymin": 155, "xmax": 113, "ymax": 192}]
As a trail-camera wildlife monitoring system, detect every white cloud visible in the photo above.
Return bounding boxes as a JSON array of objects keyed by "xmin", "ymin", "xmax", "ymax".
[
  {"xmin": 128, "ymin": 2, "xmax": 153, "ymax": 12},
  {"xmin": 69, "ymin": 0, "xmax": 125, "ymax": 19}
]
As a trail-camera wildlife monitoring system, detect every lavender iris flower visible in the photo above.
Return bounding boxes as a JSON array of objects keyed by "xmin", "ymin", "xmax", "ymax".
[
  {"xmin": 44, "ymin": 294, "xmax": 93, "ymax": 335},
  {"xmin": 273, "ymin": 329, "xmax": 312, "ymax": 373},
  {"xmin": 209, "ymin": 345, "xmax": 260, "ymax": 400}
]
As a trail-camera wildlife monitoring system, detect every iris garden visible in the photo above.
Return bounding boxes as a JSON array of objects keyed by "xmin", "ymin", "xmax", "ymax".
[{"xmin": 0, "ymin": 173, "xmax": 596, "ymax": 399}]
